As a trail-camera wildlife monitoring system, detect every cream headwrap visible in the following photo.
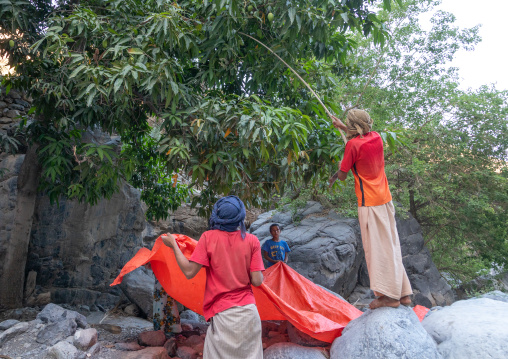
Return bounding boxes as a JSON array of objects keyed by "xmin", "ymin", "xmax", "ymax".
[{"xmin": 346, "ymin": 109, "xmax": 373, "ymax": 140}]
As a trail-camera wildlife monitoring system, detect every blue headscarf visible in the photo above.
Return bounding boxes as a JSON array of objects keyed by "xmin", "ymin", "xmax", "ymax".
[{"xmin": 209, "ymin": 195, "xmax": 247, "ymax": 239}]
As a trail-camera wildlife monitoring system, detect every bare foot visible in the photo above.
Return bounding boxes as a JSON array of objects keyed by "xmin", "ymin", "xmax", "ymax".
[
  {"xmin": 369, "ymin": 295, "xmax": 400, "ymax": 309},
  {"xmin": 400, "ymin": 295, "xmax": 411, "ymax": 306}
]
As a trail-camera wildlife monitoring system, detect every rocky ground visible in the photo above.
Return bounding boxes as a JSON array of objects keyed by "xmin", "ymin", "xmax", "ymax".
[{"xmin": 1, "ymin": 291, "xmax": 507, "ymax": 359}]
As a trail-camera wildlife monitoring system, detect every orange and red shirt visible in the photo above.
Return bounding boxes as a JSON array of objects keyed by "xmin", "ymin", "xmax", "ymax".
[
  {"xmin": 189, "ymin": 230, "xmax": 265, "ymax": 321},
  {"xmin": 340, "ymin": 131, "xmax": 392, "ymax": 207}
]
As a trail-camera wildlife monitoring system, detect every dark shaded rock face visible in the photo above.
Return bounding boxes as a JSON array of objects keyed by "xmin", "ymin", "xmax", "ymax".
[
  {"xmin": 250, "ymin": 202, "xmax": 456, "ymax": 306},
  {"xmin": 0, "ymin": 154, "xmax": 26, "ymax": 280},
  {"xmin": 396, "ymin": 212, "xmax": 456, "ymax": 307},
  {"xmin": 26, "ymin": 181, "xmax": 145, "ymax": 308}
]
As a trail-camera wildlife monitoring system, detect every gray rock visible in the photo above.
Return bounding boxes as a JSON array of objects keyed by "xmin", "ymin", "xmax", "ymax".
[
  {"xmin": 36, "ymin": 318, "xmax": 78, "ymax": 345},
  {"xmin": 45, "ymin": 340, "xmax": 79, "ymax": 359},
  {"xmin": 4, "ymin": 109, "xmax": 20, "ymax": 118},
  {"xmin": 122, "ymin": 346, "xmax": 168, "ymax": 359},
  {"xmin": 0, "ymin": 100, "xmax": 7, "ymax": 109},
  {"xmin": 27, "ymin": 180, "xmax": 145, "ymax": 308},
  {"xmin": 13, "ymin": 98, "xmax": 31, "ymax": 107},
  {"xmin": 176, "ymin": 346, "xmax": 198, "ymax": 359},
  {"xmin": 7, "ymin": 90, "xmax": 21, "ymax": 99},
  {"xmin": 0, "ymin": 116, "xmax": 12, "ymax": 124},
  {"xmin": 120, "ymin": 267, "xmax": 155, "ymax": 318},
  {"xmin": 180, "ymin": 309, "xmax": 200, "ymax": 321},
  {"xmin": 164, "ymin": 337, "xmax": 177, "ymax": 356},
  {"xmin": 0, "ymin": 321, "xmax": 30, "ymax": 347},
  {"xmin": 263, "ymin": 342, "xmax": 328, "ymax": 359},
  {"xmin": 0, "ymin": 319, "xmax": 20, "ymax": 330},
  {"xmin": 500, "ymin": 272, "xmax": 508, "ymax": 291},
  {"xmin": 9, "ymin": 103, "xmax": 25, "ymax": 111},
  {"xmin": 143, "ymin": 203, "xmax": 208, "ymax": 242},
  {"xmin": 73, "ymin": 328, "xmax": 98, "ymax": 350},
  {"xmin": 479, "ymin": 290, "xmax": 508, "ymax": 303},
  {"xmin": 287, "ymin": 322, "xmax": 329, "ymax": 347},
  {"xmin": 87, "ymin": 342, "xmax": 101, "ymax": 356},
  {"xmin": 180, "ymin": 319, "xmax": 209, "ymax": 334},
  {"xmin": 396, "ymin": 212, "xmax": 456, "ymax": 307},
  {"xmin": 37, "ymin": 303, "xmax": 87, "ymax": 328},
  {"xmin": 115, "ymin": 341, "xmax": 143, "ymax": 351},
  {"xmin": 422, "ymin": 298, "xmax": 508, "ymax": 359},
  {"xmin": 124, "ymin": 303, "xmax": 140, "ymax": 316},
  {"xmin": 330, "ymin": 306, "xmax": 441, "ymax": 359},
  {"xmin": 138, "ymin": 329, "xmax": 166, "ymax": 347}
]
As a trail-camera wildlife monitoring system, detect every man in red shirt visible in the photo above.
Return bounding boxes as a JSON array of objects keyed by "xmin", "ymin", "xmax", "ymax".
[
  {"xmin": 161, "ymin": 196, "xmax": 264, "ymax": 359},
  {"xmin": 330, "ymin": 110, "xmax": 413, "ymax": 309}
]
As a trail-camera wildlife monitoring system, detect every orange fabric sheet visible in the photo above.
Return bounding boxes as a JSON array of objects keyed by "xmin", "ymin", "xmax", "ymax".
[{"xmin": 111, "ymin": 234, "xmax": 428, "ymax": 343}]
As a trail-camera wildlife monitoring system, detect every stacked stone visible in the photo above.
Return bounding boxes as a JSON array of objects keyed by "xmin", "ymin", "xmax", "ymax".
[{"xmin": 0, "ymin": 87, "xmax": 31, "ymax": 135}]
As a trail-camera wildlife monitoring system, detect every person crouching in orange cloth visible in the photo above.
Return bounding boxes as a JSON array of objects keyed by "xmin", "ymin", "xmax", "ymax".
[
  {"xmin": 161, "ymin": 195, "xmax": 265, "ymax": 359},
  {"xmin": 330, "ymin": 109, "xmax": 413, "ymax": 309}
]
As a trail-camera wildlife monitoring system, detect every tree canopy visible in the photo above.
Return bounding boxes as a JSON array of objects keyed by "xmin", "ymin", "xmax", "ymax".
[
  {"xmin": 1, "ymin": 0, "xmax": 399, "ymax": 218},
  {"xmin": 322, "ymin": 0, "xmax": 508, "ymax": 282}
]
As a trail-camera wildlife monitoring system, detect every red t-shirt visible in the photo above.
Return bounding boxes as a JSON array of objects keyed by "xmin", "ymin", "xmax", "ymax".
[
  {"xmin": 340, "ymin": 131, "xmax": 392, "ymax": 207},
  {"xmin": 189, "ymin": 230, "xmax": 265, "ymax": 321}
]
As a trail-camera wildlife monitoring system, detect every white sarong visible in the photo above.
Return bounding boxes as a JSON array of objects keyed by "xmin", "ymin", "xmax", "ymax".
[
  {"xmin": 203, "ymin": 304, "xmax": 263, "ymax": 359},
  {"xmin": 358, "ymin": 201, "xmax": 413, "ymax": 299}
]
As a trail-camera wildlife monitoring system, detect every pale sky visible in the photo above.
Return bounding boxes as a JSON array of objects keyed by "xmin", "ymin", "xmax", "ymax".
[{"xmin": 421, "ymin": 0, "xmax": 508, "ymax": 91}]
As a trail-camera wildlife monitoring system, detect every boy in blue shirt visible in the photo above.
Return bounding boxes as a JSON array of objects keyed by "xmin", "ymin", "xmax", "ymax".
[{"xmin": 262, "ymin": 224, "xmax": 290, "ymax": 267}]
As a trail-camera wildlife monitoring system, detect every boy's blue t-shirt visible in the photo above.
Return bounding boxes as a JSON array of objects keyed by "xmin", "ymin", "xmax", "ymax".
[{"xmin": 262, "ymin": 239, "xmax": 291, "ymax": 267}]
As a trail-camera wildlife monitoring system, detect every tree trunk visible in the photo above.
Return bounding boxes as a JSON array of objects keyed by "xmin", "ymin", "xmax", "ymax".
[
  {"xmin": 0, "ymin": 145, "xmax": 41, "ymax": 310},
  {"xmin": 409, "ymin": 188, "xmax": 417, "ymax": 221}
]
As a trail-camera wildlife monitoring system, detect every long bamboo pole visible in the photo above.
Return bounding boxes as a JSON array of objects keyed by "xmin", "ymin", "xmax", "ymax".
[{"xmin": 238, "ymin": 32, "xmax": 347, "ymax": 144}]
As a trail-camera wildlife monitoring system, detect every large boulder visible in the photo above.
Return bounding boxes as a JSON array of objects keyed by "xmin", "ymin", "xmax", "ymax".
[
  {"xmin": 263, "ymin": 342, "xmax": 328, "ymax": 359},
  {"xmin": 36, "ymin": 318, "xmax": 78, "ymax": 345},
  {"xmin": 422, "ymin": 298, "xmax": 508, "ymax": 359},
  {"xmin": 395, "ymin": 212, "xmax": 456, "ymax": 307},
  {"xmin": 142, "ymin": 203, "xmax": 208, "ymax": 242},
  {"xmin": 479, "ymin": 290, "xmax": 508, "ymax": 303},
  {"xmin": 250, "ymin": 202, "xmax": 364, "ymax": 297},
  {"xmin": 251, "ymin": 202, "xmax": 455, "ymax": 306},
  {"xmin": 330, "ymin": 306, "xmax": 441, "ymax": 359},
  {"xmin": 36, "ymin": 303, "xmax": 87, "ymax": 328},
  {"xmin": 119, "ymin": 267, "xmax": 155, "ymax": 318},
  {"xmin": 26, "ymin": 180, "xmax": 146, "ymax": 308}
]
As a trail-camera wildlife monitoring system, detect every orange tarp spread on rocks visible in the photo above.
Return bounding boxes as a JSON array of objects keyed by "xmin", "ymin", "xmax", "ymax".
[{"xmin": 111, "ymin": 234, "xmax": 428, "ymax": 343}]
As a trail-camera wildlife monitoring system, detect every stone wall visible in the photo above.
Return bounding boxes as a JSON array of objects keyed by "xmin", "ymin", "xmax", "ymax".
[{"xmin": 0, "ymin": 88, "xmax": 30, "ymax": 135}]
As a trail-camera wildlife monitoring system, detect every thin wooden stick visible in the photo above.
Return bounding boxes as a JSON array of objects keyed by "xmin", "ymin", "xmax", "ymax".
[{"xmin": 239, "ymin": 32, "xmax": 347, "ymax": 144}]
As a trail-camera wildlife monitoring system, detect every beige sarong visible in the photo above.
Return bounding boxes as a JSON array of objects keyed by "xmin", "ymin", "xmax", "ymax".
[
  {"xmin": 203, "ymin": 304, "xmax": 263, "ymax": 359},
  {"xmin": 358, "ymin": 201, "xmax": 413, "ymax": 299}
]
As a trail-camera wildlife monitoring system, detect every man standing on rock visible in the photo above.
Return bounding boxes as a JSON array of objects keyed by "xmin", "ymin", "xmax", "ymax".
[
  {"xmin": 161, "ymin": 195, "xmax": 264, "ymax": 358},
  {"xmin": 330, "ymin": 109, "xmax": 413, "ymax": 309}
]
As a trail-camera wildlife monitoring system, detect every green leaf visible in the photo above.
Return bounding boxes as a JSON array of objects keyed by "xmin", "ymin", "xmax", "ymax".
[
  {"xmin": 127, "ymin": 48, "xmax": 144, "ymax": 55},
  {"xmin": 69, "ymin": 65, "xmax": 86, "ymax": 79}
]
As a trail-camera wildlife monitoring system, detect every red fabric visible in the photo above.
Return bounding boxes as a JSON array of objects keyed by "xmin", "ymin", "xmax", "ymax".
[
  {"xmin": 413, "ymin": 304, "xmax": 429, "ymax": 321},
  {"xmin": 112, "ymin": 234, "xmax": 428, "ymax": 343},
  {"xmin": 340, "ymin": 131, "xmax": 392, "ymax": 207},
  {"xmin": 189, "ymin": 230, "xmax": 264, "ymax": 320}
]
